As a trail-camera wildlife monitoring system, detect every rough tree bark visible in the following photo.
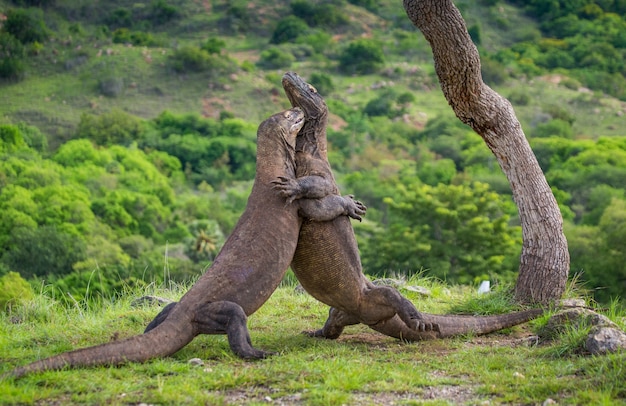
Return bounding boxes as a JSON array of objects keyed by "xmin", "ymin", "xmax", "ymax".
[{"xmin": 403, "ymin": 0, "xmax": 569, "ymax": 304}]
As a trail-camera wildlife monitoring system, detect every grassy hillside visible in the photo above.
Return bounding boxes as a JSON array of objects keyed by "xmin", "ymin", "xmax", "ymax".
[
  {"xmin": 1, "ymin": 0, "xmax": 624, "ymax": 146},
  {"xmin": 1, "ymin": 0, "xmax": 626, "ymax": 302}
]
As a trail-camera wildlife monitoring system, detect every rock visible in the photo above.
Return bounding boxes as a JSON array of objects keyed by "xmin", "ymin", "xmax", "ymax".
[
  {"xmin": 540, "ymin": 308, "xmax": 617, "ymax": 340},
  {"xmin": 404, "ymin": 285, "xmax": 432, "ymax": 296},
  {"xmin": 130, "ymin": 295, "xmax": 173, "ymax": 307},
  {"xmin": 559, "ymin": 298, "xmax": 586, "ymax": 308},
  {"xmin": 372, "ymin": 278, "xmax": 405, "ymax": 288},
  {"xmin": 188, "ymin": 358, "xmax": 204, "ymax": 366},
  {"xmin": 585, "ymin": 326, "xmax": 626, "ymax": 355}
]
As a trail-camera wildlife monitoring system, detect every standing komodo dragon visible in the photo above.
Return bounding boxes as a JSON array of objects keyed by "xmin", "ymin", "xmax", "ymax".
[
  {"xmin": 275, "ymin": 72, "xmax": 543, "ymax": 341},
  {"xmin": 5, "ymin": 107, "xmax": 365, "ymax": 378}
]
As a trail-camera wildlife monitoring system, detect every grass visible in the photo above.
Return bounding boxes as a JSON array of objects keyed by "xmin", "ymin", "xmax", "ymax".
[{"xmin": 1, "ymin": 276, "xmax": 625, "ymax": 405}]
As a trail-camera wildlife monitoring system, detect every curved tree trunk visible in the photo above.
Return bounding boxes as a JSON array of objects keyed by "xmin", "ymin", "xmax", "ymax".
[{"xmin": 403, "ymin": 0, "xmax": 569, "ymax": 304}]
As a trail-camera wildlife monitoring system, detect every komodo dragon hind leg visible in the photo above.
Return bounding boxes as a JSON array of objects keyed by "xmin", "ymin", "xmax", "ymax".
[
  {"xmin": 145, "ymin": 301, "xmax": 272, "ymax": 359},
  {"xmin": 305, "ymin": 307, "xmax": 360, "ymax": 339},
  {"xmin": 193, "ymin": 301, "xmax": 274, "ymax": 359},
  {"xmin": 307, "ymin": 288, "xmax": 439, "ymax": 340}
]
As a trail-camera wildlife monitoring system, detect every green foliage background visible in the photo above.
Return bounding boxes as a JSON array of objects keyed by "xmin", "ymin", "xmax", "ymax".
[{"xmin": 1, "ymin": 0, "xmax": 626, "ymax": 304}]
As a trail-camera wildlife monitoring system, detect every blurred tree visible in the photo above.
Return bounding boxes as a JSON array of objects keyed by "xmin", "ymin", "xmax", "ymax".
[
  {"xmin": 360, "ymin": 181, "xmax": 520, "ymax": 284},
  {"xmin": 1, "ymin": 226, "xmax": 87, "ymax": 279}
]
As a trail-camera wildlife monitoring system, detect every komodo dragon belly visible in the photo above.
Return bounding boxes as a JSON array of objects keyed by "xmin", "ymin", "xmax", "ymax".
[{"xmin": 291, "ymin": 217, "xmax": 364, "ymax": 309}]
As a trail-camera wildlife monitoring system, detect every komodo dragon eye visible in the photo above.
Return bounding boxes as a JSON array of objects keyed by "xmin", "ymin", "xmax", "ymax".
[{"xmin": 308, "ymin": 84, "xmax": 318, "ymax": 93}]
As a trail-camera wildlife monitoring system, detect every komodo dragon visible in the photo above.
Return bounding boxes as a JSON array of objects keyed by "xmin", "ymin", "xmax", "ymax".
[
  {"xmin": 4, "ymin": 107, "xmax": 365, "ymax": 379},
  {"xmin": 275, "ymin": 72, "xmax": 543, "ymax": 341}
]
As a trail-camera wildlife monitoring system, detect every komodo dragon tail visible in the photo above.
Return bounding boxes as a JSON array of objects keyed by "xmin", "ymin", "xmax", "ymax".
[
  {"xmin": 372, "ymin": 309, "xmax": 544, "ymax": 341},
  {"xmin": 4, "ymin": 316, "xmax": 196, "ymax": 379}
]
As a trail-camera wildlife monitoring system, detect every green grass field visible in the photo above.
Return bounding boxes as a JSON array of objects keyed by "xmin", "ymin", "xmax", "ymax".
[{"xmin": 1, "ymin": 277, "xmax": 624, "ymax": 405}]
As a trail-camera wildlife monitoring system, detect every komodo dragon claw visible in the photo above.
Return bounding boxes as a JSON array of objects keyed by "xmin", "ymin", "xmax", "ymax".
[
  {"xmin": 343, "ymin": 194, "xmax": 366, "ymax": 221},
  {"xmin": 271, "ymin": 176, "xmax": 301, "ymax": 204}
]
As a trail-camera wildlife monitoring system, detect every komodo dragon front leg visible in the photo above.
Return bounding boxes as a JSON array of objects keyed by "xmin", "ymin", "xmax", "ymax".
[{"xmin": 277, "ymin": 72, "xmax": 543, "ymax": 342}]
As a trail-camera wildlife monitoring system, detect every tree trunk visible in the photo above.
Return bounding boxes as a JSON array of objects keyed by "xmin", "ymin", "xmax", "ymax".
[{"xmin": 403, "ymin": 0, "xmax": 569, "ymax": 304}]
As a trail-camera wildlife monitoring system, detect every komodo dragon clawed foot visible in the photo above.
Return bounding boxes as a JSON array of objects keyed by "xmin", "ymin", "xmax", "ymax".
[{"xmin": 271, "ymin": 176, "xmax": 303, "ymax": 204}]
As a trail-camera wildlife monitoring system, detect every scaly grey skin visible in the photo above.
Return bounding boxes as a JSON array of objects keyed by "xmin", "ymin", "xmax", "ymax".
[
  {"xmin": 4, "ymin": 107, "xmax": 365, "ymax": 379},
  {"xmin": 276, "ymin": 71, "xmax": 543, "ymax": 341}
]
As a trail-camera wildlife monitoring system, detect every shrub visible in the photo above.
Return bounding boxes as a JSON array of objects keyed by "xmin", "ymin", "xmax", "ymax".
[
  {"xmin": 169, "ymin": 46, "xmax": 209, "ymax": 72},
  {"xmin": 271, "ymin": 16, "xmax": 308, "ymax": 44},
  {"xmin": 297, "ymin": 30, "xmax": 333, "ymax": 54},
  {"xmin": 99, "ymin": 76, "xmax": 124, "ymax": 97},
  {"xmin": 468, "ymin": 24, "xmax": 482, "ymax": 45},
  {"xmin": 75, "ymin": 109, "xmax": 144, "ymax": 146},
  {"xmin": 347, "ymin": 0, "xmax": 379, "ymax": 12},
  {"xmin": 0, "ymin": 271, "xmax": 34, "ymax": 311},
  {"xmin": 112, "ymin": 28, "xmax": 157, "ymax": 46},
  {"xmin": 202, "ymin": 37, "xmax": 226, "ymax": 54},
  {"xmin": 257, "ymin": 47, "xmax": 295, "ymax": 70},
  {"xmin": 13, "ymin": 0, "xmax": 56, "ymax": 6},
  {"xmin": 364, "ymin": 93, "xmax": 396, "ymax": 118},
  {"xmin": 533, "ymin": 119, "xmax": 574, "ymax": 139},
  {"xmin": 291, "ymin": 0, "xmax": 348, "ymax": 28},
  {"xmin": 149, "ymin": 0, "xmax": 179, "ymax": 25},
  {"xmin": 219, "ymin": 4, "xmax": 252, "ymax": 34},
  {"xmin": 310, "ymin": 72, "xmax": 335, "ymax": 96},
  {"xmin": 508, "ymin": 89, "xmax": 531, "ymax": 106},
  {"xmin": 364, "ymin": 89, "xmax": 411, "ymax": 118},
  {"xmin": 339, "ymin": 39, "xmax": 384, "ymax": 74},
  {"xmin": 544, "ymin": 104, "xmax": 575, "ymax": 125},
  {"xmin": 480, "ymin": 57, "xmax": 508, "ymax": 85},
  {"xmin": 17, "ymin": 122, "xmax": 48, "ymax": 152},
  {"xmin": 310, "ymin": 4, "xmax": 348, "ymax": 28},
  {"xmin": 168, "ymin": 46, "xmax": 235, "ymax": 75},
  {"xmin": 0, "ymin": 124, "xmax": 27, "ymax": 152},
  {"xmin": 0, "ymin": 32, "xmax": 25, "ymax": 80},
  {"xmin": 105, "ymin": 8, "xmax": 133, "ymax": 30},
  {"xmin": 3, "ymin": 8, "xmax": 49, "ymax": 44},
  {"xmin": 397, "ymin": 92, "xmax": 416, "ymax": 105},
  {"xmin": 291, "ymin": 0, "xmax": 317, "ymax": 25},
  {"xmin": 0, "ymin": 56, "xmax": 26, "ymax": 81},
  {"xmin": 560, "ymin": 77, "xmax": 582, "ymax": 91}
]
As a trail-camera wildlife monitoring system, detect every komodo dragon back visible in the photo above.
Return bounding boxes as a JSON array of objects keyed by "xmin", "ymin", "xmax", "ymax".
[{"xmin": 280, "ymin": 71, "xmax": 544, "ymax": 341}]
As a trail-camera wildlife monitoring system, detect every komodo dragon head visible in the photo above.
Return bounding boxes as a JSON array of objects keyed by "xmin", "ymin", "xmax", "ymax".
[
  {"xmin": 282, "ymin": 71, "xmax": 329, "ymax": 159},
  {"xmin": 257, "ymin": 106, "xmax": 305, "ymax": 148}
]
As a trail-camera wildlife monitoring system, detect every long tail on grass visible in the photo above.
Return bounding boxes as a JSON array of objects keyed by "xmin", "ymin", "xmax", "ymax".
[
  {"xmin": 372, "ymin": 309, "xmax": 544, "ymax": 341},
  {"xmin": 4, "ymin": 314, "xmax": 195, "ymax": 379}
]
